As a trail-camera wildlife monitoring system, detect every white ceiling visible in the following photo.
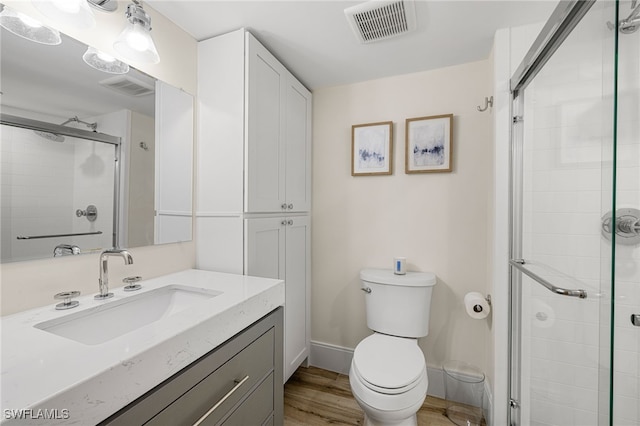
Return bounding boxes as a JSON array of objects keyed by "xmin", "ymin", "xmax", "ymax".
[
  {"xmin": 0, "ymin": 0, "xmax": 557, "ymax": 122},
  {"xmin": 147, "ymin": 0, "xmax": 557, "ymax": 90}
]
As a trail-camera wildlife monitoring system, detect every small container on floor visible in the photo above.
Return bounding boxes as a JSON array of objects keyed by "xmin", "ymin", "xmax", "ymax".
[{"xmin": 443, "ymin": 360, "xmax": 485, "ymax": 426}]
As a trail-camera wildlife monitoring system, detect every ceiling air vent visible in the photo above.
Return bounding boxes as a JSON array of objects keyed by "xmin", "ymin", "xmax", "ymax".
[
  {"xmin": 98, "ymin": 75, "xmax": 155, "ymax": 97},
  {"xmin": 345, "ymin": 0, "xmax": 417, "ymax": 44}
]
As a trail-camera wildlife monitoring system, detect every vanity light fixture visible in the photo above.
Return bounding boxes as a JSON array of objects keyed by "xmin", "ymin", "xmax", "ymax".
[
  {"xmin": 83, "ymin": 46, "xmax": 130, "ymax": 74},
  {"xmin": 0, "ymin": 5, "xmax": 61, "ymax": 45},
  {"xmin": 113, "ymin": 0, "xmax": 159, "ymax": 64},
  {"xmin": 32, "ymin": 0, "xmax": 96, "ymax": 29}
]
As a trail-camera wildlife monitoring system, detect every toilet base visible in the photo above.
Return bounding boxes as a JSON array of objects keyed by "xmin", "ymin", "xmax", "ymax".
[
  {"xmin": 353, "ymin": 391, "xmax": 425, "ymax": 426},
  {"xmin": 363, "ymin": 413, "xmax": 417, "ymax": 426}
]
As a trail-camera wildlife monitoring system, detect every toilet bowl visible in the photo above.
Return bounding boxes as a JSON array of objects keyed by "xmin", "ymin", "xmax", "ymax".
[
  {"xmin": 349, "ymin": 334, "xmax": 428, "ymax": 426},
  {"xmin": 349, "ymin": 269, "xmax": 436, "ymax": 426}
]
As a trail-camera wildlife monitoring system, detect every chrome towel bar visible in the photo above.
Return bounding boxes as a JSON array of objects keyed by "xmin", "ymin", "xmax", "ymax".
[{"xmin": 509, "ymin": 259, "xmax": 587, "ymax": 299}]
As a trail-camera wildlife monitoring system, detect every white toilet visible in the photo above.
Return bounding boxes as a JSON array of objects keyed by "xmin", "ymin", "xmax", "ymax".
[{"xmin": 349, "ymin": 268, "xmax": 437, "ymax": 426}]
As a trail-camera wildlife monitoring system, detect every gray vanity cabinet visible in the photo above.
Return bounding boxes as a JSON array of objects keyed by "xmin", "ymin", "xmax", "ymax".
[{"xmin": 100, "ymin": 307, "xmax": 283, "ymax": 426}]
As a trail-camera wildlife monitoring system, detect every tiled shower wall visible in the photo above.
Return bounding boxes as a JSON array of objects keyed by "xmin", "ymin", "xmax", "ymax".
[
  {"xmin": 520, "ymin": 2, "xmax": 639, "ymax": 425},
  {"xmin": 0, "ymin": 125, "xmax": 114, "ymax": 262}
]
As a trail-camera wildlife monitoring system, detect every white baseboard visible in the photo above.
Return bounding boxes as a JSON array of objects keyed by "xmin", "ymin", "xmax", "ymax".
[
  {"xmin": 309, "ymin": 340, "xmax": 494, "ymax": 425},
  {"xmin": 309, "ymin": 340, "xmax": 353, "ymax": 375}
]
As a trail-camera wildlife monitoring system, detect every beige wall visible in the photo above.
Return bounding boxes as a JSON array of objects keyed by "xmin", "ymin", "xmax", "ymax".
[
  {"xmin": 0, "ymin": 1, "xmax": 197, "ymax": 316},
  {"xmin": 311, "ymin": 59, "xmax": 494, "ymax": 376}
]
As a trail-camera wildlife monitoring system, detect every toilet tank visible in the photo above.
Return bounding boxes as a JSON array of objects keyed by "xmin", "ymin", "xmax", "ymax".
[{"xmin": 360, "ymin": 269, "xmax": 437, "ymax": 338}]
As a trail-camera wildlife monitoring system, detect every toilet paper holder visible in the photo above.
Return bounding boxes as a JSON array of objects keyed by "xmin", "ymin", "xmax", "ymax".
[
  {"xmin": 472, "ymin": 294, "xmax": 491, "ymax": 313},
  {"xmin": 464, "ymin": 292, "xmax": 492, "ymax": 320}
]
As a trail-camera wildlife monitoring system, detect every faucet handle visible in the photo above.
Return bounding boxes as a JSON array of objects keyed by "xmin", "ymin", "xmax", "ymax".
[
  {"xmin": 123, "ymin": 276, "xmax": 142, "ymax": 292},
  {"xmin": 54, "ymin": 291, "xmax": 80, "ymax": 310}
]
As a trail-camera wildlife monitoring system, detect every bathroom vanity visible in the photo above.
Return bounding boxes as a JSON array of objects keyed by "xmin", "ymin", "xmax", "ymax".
[
  {"xmin": 0, "ymin": 269, "xmax": 285, "ymax": 425},
  {"xmin": 101, "ymin": 307, "xmax": 283, "ymax": 425}
]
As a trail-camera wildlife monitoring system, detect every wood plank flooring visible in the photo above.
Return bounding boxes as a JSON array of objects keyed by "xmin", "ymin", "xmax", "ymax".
[{"xmin": 283, "ymin": 366, "xmax": 463, "ymax": 426}]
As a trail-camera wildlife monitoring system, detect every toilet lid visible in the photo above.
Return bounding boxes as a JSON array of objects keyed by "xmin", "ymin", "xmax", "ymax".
[{"xmin": 353, "ymin": 334, "xmax": 425, "ymax": 391}]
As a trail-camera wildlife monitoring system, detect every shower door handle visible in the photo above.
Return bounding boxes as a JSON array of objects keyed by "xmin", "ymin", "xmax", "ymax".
[{"xmin": 509, "ymin": 259, "xmax": 588, "ymax": 299}]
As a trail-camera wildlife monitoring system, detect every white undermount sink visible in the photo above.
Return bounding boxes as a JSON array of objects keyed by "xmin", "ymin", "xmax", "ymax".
[{"xmin": 34, "ymin": 285, "xmax": 222, "ymax": 345}]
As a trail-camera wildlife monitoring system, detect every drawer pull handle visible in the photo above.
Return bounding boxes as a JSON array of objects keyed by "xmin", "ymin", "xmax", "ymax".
[{"xmin": 192, "ymin": 375, "xmax": 249, "ymax": 426}]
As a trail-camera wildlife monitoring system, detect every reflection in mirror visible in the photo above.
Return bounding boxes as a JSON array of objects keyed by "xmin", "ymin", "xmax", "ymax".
[
  {"xmin": 0, "ymin": 25, "xmax": 193, "ymax": 263},
  {"xmin": 0, "ymin": 120, "xmax": 118, "ymax": 262}
]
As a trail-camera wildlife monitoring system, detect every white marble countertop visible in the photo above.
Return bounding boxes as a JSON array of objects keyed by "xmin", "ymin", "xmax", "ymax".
[{"xmin": 0, "ymin": 269, "xmax": 284, "ymax": 425}]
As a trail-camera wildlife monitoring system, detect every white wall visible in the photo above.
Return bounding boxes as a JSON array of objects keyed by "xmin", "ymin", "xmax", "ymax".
[
  {"xmin": 0, "ymin": 1, "xmax": 197, "ymax": 316},
  {"xmin": 311, "ymin": 60, "xmax": 493, "ymax": 385}
]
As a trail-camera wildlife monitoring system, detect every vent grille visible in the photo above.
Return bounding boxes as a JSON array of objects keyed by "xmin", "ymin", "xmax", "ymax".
[
  {"xmin": 345, "ymin": 0, "xmax": 417, "ymax": 44},
  {"xmin": 99, "ymin": 76, "xmax": 155, "ymax": 97}
]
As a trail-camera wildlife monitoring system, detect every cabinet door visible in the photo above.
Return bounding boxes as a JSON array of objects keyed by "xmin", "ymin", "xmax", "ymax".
[
  {"xmin": 284, "ymin": 78, "xmax": 312, "ymax": 213},
  {"xmin": 245, "ymin": 216, "xmax": 310, "ymax": 383},
  {"xmin": 283, "ymin": 216, "xmax": 310, "ymax": 381},
  {"xmin": 246, "ymin": 34, "xmax": 286, "ymax": 213},
  {"xmin": 245, "ymin": 217, "xmax": 285, "ymax": 280}
]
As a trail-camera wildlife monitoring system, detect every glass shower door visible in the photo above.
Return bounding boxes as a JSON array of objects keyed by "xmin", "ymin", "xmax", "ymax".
[
  {"xmin": 509, "ymin": 1, "xmax": 619, "ymax": 425},
  {"xmin": 612, "ymin": 0, "xmax": 640, "ymax": 424}
]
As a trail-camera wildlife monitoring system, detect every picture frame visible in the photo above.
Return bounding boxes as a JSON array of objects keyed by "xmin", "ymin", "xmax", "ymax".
[
  {"xmin": 351, "ymin": 121, "xmax": 393, "ymax": 176},
  {"xmin": 405, "ymin": 114, "xmax": 453, "ymax": 173}
]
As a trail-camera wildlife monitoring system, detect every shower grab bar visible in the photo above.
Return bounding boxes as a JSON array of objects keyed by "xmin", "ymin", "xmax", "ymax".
[
  {"xmin": 17, "ymin": 231, "xmax": 103, "ymax": 240},
  {"xmin": 509, "ymin": 259, "xmax": 587, "ymax": 299}
]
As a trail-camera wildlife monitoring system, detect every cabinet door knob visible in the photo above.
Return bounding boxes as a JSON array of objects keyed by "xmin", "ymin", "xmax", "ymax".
[
  {"xmin": 281, "ymin": 203, "xmax": 288, "ymax": 210},
  {"xmin": 281, "ymin": 220, "xmax": 287, "ymax": 226},
  {"xmin": 287, "ymin": 220, "xmax": 293, "ymax": 225},
  {"xmin": 288, "ymin": 204, "xmax": 294, "ymax": 210}
]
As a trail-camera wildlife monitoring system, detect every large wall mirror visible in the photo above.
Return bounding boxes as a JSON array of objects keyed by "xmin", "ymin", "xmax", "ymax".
[{"xmin": 0, "ymin": 27, "xmax": 193, "ymax": 263}]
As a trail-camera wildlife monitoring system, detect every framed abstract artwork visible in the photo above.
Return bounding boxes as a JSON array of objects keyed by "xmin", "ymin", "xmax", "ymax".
[
  {"xmin": 351, "ymin": 121, "xmax": 393, "ymax": 176},
  {"xmin": 405, "ymin": 114, "xmax": 453, "ymax": 173}
]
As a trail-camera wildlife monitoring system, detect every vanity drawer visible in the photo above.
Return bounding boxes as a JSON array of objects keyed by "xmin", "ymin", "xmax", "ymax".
[
  {"xmin": 147, "ymin": 328, "xmax": 273, "ymax": 425},
  {"xmin": 100, "ymin": 307, "xmax": 283, "ymax": 426},
  {"xmin": 220, "ymin": 373, "xmax": 274, "ymax": 426}
]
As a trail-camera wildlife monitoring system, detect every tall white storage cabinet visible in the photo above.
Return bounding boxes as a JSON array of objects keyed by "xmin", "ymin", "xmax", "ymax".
[{"xmin": 197, "ymin": 29, "xmax": 312, "ymax": 382}]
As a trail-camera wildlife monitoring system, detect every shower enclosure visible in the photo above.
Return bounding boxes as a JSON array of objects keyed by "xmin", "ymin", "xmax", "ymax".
[
  {"xmin": 0, "ymin": 115, "xmax": 120, "ymax": 262},
  {"xmin": 509, "ymin": 1, "xmax": 639, "ymax": 425}
]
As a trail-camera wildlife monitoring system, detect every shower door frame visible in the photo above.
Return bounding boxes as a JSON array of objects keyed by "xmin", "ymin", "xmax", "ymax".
[{"xmin": 506, "ymin": 1, "xmax": 603, "ymax": 425}]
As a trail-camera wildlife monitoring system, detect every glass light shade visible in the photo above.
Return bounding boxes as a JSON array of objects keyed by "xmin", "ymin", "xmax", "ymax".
[
  {"xmin": 0, "ymin": 7, "xmax": 61, "ymax": 45},
  {"xmin": 32, "ymin": 0, "xmax": 96, "ymax": 29},
  {"xmin": 82, "ymin": 46, "xmax": 130, "ymax": 74},
  {"xmin": 113, "ymin": 21, "xmax": 159, "ymax": 64}
]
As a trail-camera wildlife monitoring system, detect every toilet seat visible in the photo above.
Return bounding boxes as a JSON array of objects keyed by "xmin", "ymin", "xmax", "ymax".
[{"xmin": 352, "ymin": 334, "xmax": 425, "ymax": 394}]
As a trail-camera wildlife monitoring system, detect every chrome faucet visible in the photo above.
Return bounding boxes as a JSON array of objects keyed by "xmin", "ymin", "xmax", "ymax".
[
  {"xmin": 53, "ymin": 244, "xmax": 81, "ymax": 257},
  {"xmin": 96, "ymin": 249, "xmax": 133, "ymax": 300}
]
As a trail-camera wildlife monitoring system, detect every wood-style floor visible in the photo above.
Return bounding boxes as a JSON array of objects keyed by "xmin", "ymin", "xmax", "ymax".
[{"xmin": 283, "ymin": 366, "xmax": 463, "ymax": 426}]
